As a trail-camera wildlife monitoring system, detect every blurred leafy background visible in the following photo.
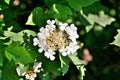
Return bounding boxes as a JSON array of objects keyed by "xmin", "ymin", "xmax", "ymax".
[{"xmin": 0, "ymin": 0, "xmax": 120, "ymax": 80}]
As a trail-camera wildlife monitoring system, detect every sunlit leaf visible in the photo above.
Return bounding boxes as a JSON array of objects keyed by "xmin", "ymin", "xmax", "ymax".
[
  {"xmin": 85, "ymin": 25, "xmax": 93, "ymax": 33},
  {"xmin": 3, "ymin": 27, "xmax": 36, "ymax": 42},
  {"xmin": 68, "ymin": 53, "xmax": 83, "ymax": 68},
  {"xmin": 26, "ymin": 13, "xmax": 36, "ymax": 26},
  {"xmin": 111, "ymin": 29, "xmax": 120, "ymax": 47},
  {"xmin": 82, "ymin": 11, "xmax": 116, "ymax": 27},
  {"xmin": 5, "ymin": 0, "xmax": 10, "ymax": 4}
]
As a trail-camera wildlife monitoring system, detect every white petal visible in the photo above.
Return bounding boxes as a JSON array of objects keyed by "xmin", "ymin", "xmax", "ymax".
[
  {"xmin": 70, "ymin": 24, "xmax": 77, "ymax": 31},
  {"xmin": 50, "ymin": 55, "xmax": 55, "ymax": 61},
  {"xmin": 38, "ymin": 48, "xmax": 43, "ymax": 53},
  {"xmin": 44, "ymin": 52, "xmax": 50, "ymax": 58},
  {"xmin": 33, "ymin": 38, "xmax": 39, "ymax": 46},
  {"xmin": 59, "ymin": 22, "xmax": 68, "ymax": 31},
  {"xmin": 37, "ymin": 33, "xmax": 46, "ymax": 39},
  {"xmin": 61, "ymin": 52, "xmax": 67, "ymax": 56},
  {"xmin": 33, "ymin": 62, "xmax": 42, "ymax": 73}
]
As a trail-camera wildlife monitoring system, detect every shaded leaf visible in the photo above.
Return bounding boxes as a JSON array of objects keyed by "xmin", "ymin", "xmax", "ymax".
[
  {"xmin": 50, "ymin": 4, "xmax": 72, "ymax": 21},
  {"xmin": 83, "ymin": 2, "xmax": 109, "ymax": 15},
  {"xmin": 32, "ymin": 7, "xmax": 47, "ymax": 27},
  {"xmin": 67, "ymin": 0, "xmax": 98, "ymax": 11},
  {"xmin": 1, "ymin": 60, "xmax": 19, "ymax": 80}
]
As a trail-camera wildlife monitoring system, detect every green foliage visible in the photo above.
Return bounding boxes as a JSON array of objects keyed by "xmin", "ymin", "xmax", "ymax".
[
  {"xmin": 111, "ymin": 29, "xmax": 120, "ymax": 47},
  {"xmin": 5, "ymin": 42, "xmax": 34, "ymax": 64},
  {"xmin": 1, "ymin": 60, "xmax": 19, "ymax": 80},
  {"xmin": 66, "ymin": 0, "xmax": 98, "ymax": 11},
  {"xmin": 0, "ymin": 0, "xmax": 120, "ymax": 80}
]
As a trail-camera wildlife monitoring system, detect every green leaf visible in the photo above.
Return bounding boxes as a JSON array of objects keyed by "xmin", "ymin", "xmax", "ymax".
[
  {"xmin": 44, "ymin": 0, "xmax": 63, "ymax": 7},
  {"xmin": 68, "ymin": 53, "xmax": 83, "ymax": 68},
  {"xmin": 68, "ymin": 53, "xmax": 85, "ymax": 80},
  {"xmin": 26, "ymin": 13, "xmax": 36, "ymax": 26},
  {"xmin": 66, "ymin": 0, "xmax": 98, "ymax": 11},
  {"xmin": 43, "ymin": 60, "xmax": 61, "ymax": 76},
  {"xmin": 111, "ymin": 29, "xmax": 120, "ymax": 47},
  {"xmin": 5, "ymin": 42, "xmax": 34, "ymax": 64},
  {"xmin": 3, "ymin": 27, "xmax": 36, "ymax": 42},
  {"xmin": 1, "ymin": 60, "xmax": 19, "ymax": 80},
  {"xmin": 5, "ymin": 0, "xmax": 10, "ymax": 4},
  {"xmin": 82, "ymin": 2, "xmax": 109, "ymax": 15},
  {"xmin": 59, "ymin": 54, "xmax": 70, "ymax": 75},
  {"xmin": 50, "ymin": 4, "xmax": 72, "ymax": 21},
  {"xmin": 80, "ymin": 65, "xmax": 86, "ymax": 80},
  {"xmin": 61, "ymin": 64, "xmax": 69, "ymax": 75},
  {"xmin": 82, "ymin": 11, "xmax": 116, "ymax": 27},
  {"xmin": 0, "ymin": 56, "xmax": 3, "ymax": 66},
  {"xmin": 85, "ymin": 25, "xmax": 93, "ymax": 33},
  {"xmin": 32, "ymin": 7, "xmax": 47, "ymax": 27},
  {"xmin": 39, "ymin": 72, "xmax": 53, "ymax": 80}
]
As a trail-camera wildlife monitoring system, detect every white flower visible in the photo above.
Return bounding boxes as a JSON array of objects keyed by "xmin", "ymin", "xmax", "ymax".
[
  {"xmin": 16, "ymin": 62, "xmax": 42, "ymax": 80},
  {"xmin": 33, "ymin": 62, "xmax": 42, "ymax": 73},
  {"xmin": 33, "ymin": 20, "xmax": 80, "ymax": 61},
  {"xmin": 59, "ymin": 22, "xmax": 68, "ymax": 31}
]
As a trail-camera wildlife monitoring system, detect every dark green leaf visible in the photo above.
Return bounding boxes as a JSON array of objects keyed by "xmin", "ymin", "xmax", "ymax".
[
  {"xmin": 82, "ymin": 2, "xmax": 109, "ymax": 15},
  {"xmin": 50, "ymin": 4, "xmax": 72, "ymax": 21},
  {"xmin": 66, "ymin": 0, "xmax": 98, "ymax": 11},
  {"xmin": 1, "ymin": 60, "xmax": 19, "ymax": 80},
  {"xmin": 32, "ymin": 7, "xmax": 47, "ymax": 27}
]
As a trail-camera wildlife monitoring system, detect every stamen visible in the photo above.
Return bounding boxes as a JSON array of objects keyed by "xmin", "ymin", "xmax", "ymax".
[{"xmin": 46, "ymin": 30, "xmax": 69, "ymax": 51}]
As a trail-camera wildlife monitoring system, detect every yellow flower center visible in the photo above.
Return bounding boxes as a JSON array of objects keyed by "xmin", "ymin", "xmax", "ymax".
[{"xmin": 46, "ymin": 30, "xmax": 70, "ymax": 51}]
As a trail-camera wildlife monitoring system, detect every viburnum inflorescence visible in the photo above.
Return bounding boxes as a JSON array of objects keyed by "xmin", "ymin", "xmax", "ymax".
[
  {"xmin": 33, "ymin": 20, "xmax": 80, "ymax": 61},
  {"xmin": 16, "ymin": 62, "xmax": 42, "ymax": 80}
]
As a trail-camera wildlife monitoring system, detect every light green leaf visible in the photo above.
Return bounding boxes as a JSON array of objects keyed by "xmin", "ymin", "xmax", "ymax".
[
  {"xmin": 80, "ymin": 65, "xmax": 86, "ymax": 80},
  {"xmin": 3, "ymin": 27, "xmax": 36, "ymax": 42},
  {"xmin": 26, "ymin": 13, "xmax": 36, "ymax": 26},
  {"xmin": 111, "ymin": 29, "xmax": 120, "ymax": 47},
  {"xmin": 68, "ymin": 53, "xmax": 83, "ymax": 68},
  {"xmin": 67, "ymin": 0, "xmax": 98, "ymax": 11},
  {"xmin": 85, "ymin": 25, "xmax": 93, "ymax": 33},
  {"xmin": 68, "ymin": 53, "xmax": 85, "ymax": 80},
  {"xmin": 16, "ymin": 63, "xmax": 28, "ymax": 76},
  {"xmin": 5, "ymin": 0, "xmax": 10, "ymax": 4},
  {"xmin": 82, "ymin": 11, "xmax": 116, "ymax": 27}
]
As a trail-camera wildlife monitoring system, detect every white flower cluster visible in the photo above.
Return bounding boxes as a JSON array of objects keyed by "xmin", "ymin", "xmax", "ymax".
[
  {"xmin": 33, "ymin": 20, "xmax": 80, "ymax": 61},
  {"xmin": 16, "ymin": 62, "xmax": 42, "ymax": 80}
]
